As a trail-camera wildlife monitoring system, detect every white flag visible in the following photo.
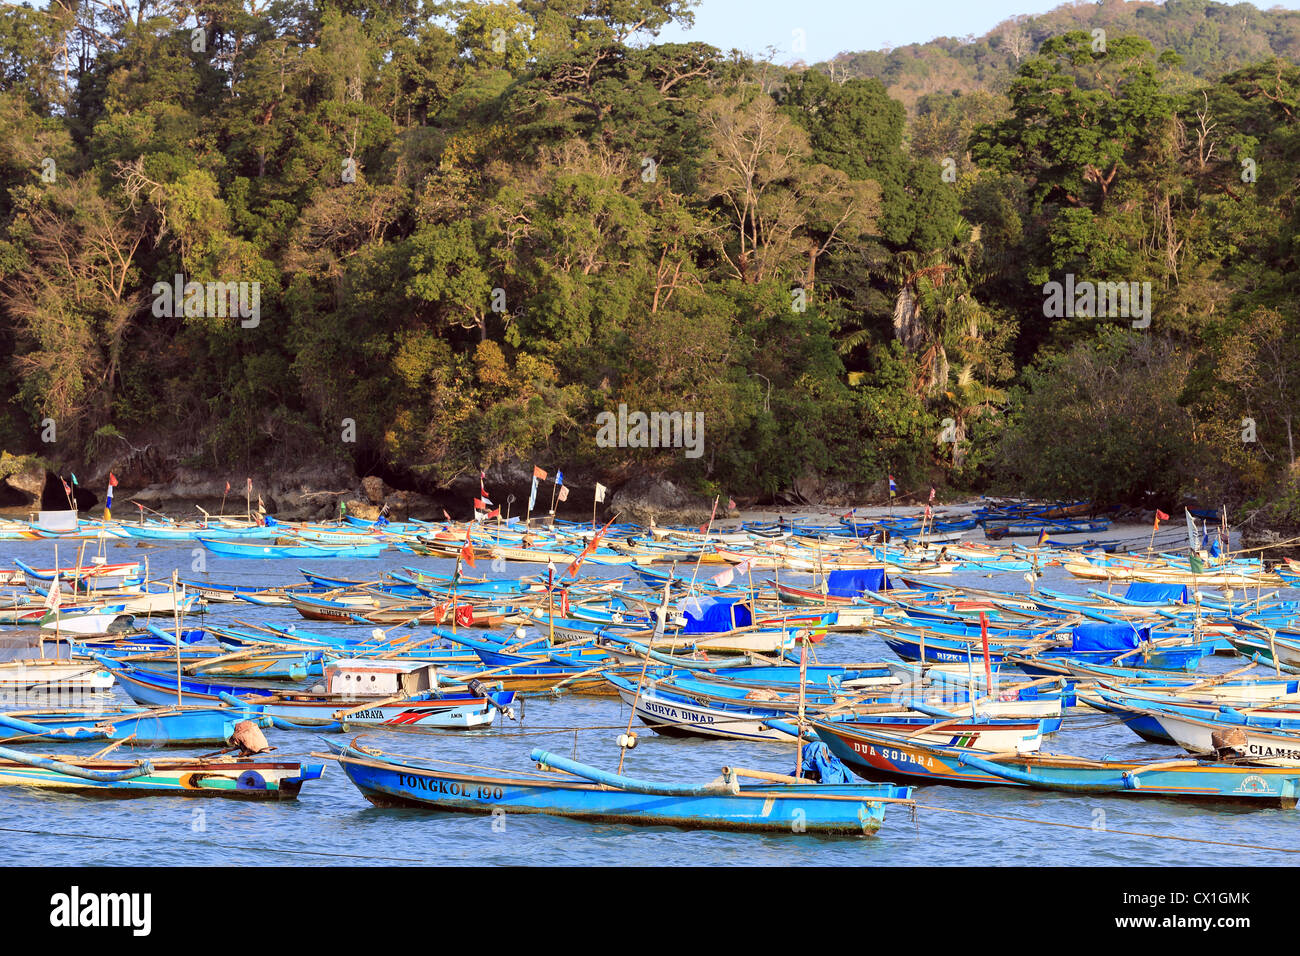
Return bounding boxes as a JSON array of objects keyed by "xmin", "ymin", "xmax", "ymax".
[
  {"xmin": 528, "ymin": 476, "xmax": 538, "ymax": 512},
  {"xmin": 557, "ymin": 486, "xmax": 569, "ymax": 503},
  {"xmin": 1185, "ymin": 508, "xmax": 1198, "ymax": 551},
  {"xmin": 594, "ymin": 482, "xmax": 607, "ymax": 503},
  {"xmin": 45, "ymin": 575, "xmax": 60, "ymax": 610}
]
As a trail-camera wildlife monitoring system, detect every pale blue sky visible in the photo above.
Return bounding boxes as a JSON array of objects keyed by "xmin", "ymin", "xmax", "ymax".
[{"xmin": 654, "ymin": 0, "xmax": 1300, "ymax": 63}]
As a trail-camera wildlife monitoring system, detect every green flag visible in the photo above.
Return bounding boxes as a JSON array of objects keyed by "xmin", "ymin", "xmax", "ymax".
[{"xmin": 1189, "ymin": 552, "xmax": 1206, "ymax": 574}]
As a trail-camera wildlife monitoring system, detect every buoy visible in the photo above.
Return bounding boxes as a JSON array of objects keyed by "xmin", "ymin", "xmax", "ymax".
[{"xmin": 618, "ymin": 732, "xmax": 637, "ymax": 749}]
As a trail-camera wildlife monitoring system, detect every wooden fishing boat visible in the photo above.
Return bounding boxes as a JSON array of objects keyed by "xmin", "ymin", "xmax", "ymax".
[
  {"xmin": 101, "ymin": 658, "xmax": 514, "ymax": 731},
  {"xmin": 0, "ymin": 747, "xmax": 323, "ymax": 799},
  {"xmin": 0, "ymin": 706, "xmax": 271, "ymax": 746},
  {"xmin": 812, "ymin": 721, "xmax": 1300, "ymax": 806},
  {"xmin": 197, "ymin": 537, "xmax": 388, "ymax": 559},
  {"xmin": 0, "ymin": 658, "xmax": 115, "ymax": 691},
  {"xmin": 327, "ymin": 739, "xmax": 912, "ymax": 835}
]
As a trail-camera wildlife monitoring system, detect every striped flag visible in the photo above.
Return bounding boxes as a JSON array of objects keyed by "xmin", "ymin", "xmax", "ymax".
[
  {"xmin": 888, "ymin": 476, "xmax": 897, "ymax": 498},
  {"xmin": 1154, "ymin": 509, "xmax": 1170, "ymax": 531},
  {"xmin": 1036, "ymin": 528, "xmax": 1048, "ymax": 547},
  {"xmin": 104, "ymin": 473, "xmax": 118, "ymax": 519}
]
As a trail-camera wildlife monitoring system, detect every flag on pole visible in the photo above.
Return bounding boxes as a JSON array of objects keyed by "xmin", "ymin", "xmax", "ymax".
[
  {"xmin": 44, "ymin": 572, "xmax": 60, "ymax": 610},
  {"xmin": 1189, "ymin": 552, "xmax": 1206, "ymax": 574},
  {"xmin": 547, "ymin": 558, "xmax": 556, "ymax": 590},
  {"xmin": 555, "ymin": 470, "xmax": 564, "ymax": 487},
  {"xmin": 528, "ymin": 476, "xmax": 539, "ymax": 512},
  {"xmin": 104, "ymin": 473, "xmax": 118, "ymax": 519},
  {"xmin": 557, "ymin": 486, "xmax": 569, "ymax": 503},
  {"xmin": 473, "ymin": 498, "xmax": 485, "ymax": 510},
  {"xmin": 728, "ymin": 498, "xmax": 736, "ymax": 510},
  {"xmin": 486, "ymin": 507, "xmax": 501, "ymax": 519},
  {"xmin": 1185, "ymin": 508, "xmax": 1198, "ymax": 552},
  {"xmin": 479, "ymin": 471, "xmax": 493, "ymax": 506},
  {"xmin": 460, "ymin": 528, "xmax": 476, "ymax": 568},
  {"xmin": 594, "ymin": 483, "xmax": 607, "ymax": 503},
  {"xmin": 532, "ymin": 466, "xmax": 547, "ymax": 481},
  {"xmin": 70, "ymin": 473, "xmax": 78, "ymax": 486},
  {"xmin": 225, "ymin": 481, "xmax": 231, "ymax": 494},
  {"xmin": 442, "ymin": 509, "xmax": 452, "ymax": 522},
  {"xmin": 711, "ymin": 566, "xmax": 735, "ymax": 587},
  {"xmin": 888, "ymin": 475, "xmax": 897, "ymax": 498},
  {"xmin": 257, "ymin": 496, "xmax": 265, "ymax": 514},
  {"xmin": 566, "ymin": 516, "xmax": 616, "ymax": 577},
  {"xmin": 1154, "ymin": 509, "xmax": 1170, "ymax": 531},
  {"xmin": 1036, "ymin": 528, "xmax": 1049, "ymax": 547},
  {"xmin": 246, "ymin": 477, "xmax": 252, "ymax": 493},
  {"xmin": 698, "ymin": 498, "xmax": 718, "ymax": 535},
  {"xmin": 929, "ymin": 487, "xmax": 936, "ymax": 503}
]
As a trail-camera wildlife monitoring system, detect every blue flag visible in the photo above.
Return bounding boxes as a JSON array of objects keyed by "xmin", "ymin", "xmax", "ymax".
[{"xmin": 555, "ymin": 470, "xmax": 564, "ymax": 487}]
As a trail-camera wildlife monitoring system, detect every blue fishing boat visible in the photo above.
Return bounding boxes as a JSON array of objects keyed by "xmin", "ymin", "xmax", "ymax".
[
  {"xmin": 812, "ymin": 721, "xmax": 1300, "ymax": 806},
  {"xmin": 328, "ymin": 738, "xmax": 912, "ymax": 834},
  {"xmin": 0, "ymin": 747, "xmax": 323, "ymax": 799},
  {"xmin": 0, "ymin": 706, "xmax": 271, "ymax": 746},
  {"xmin": 197, "ymin": 537, "xmax": 388, "ymax": 559}
]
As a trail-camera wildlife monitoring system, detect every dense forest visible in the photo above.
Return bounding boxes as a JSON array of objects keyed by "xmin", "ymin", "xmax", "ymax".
[{"xmin": 0, "ymin": 0, "xmax": 1296, "ymax": 526}]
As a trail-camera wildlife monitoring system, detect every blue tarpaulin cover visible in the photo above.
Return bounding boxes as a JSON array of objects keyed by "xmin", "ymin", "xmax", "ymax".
[
  {"xmin": 1123, "ymin": 582, "xmax": 1188, "ymax": 604},
  {"xmin": 826, "ymin": 568, "xmax": 891, "ymax": 597},
  {"xmin": 1072, "ymin": 623, "xmax": 1147, "ymax": 652},
  {"xmin": 798, "ymin": 741, "xmax": 854, "ymax": 784},
  {"xmin": 682, "ymin": 599, "xmax": 753, "ymax": 633}
]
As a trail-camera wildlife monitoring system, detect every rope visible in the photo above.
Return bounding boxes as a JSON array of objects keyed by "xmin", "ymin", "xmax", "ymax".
[{"xmin": 913, "ymin": 803, "xmax": 1300, "ymax": 854}]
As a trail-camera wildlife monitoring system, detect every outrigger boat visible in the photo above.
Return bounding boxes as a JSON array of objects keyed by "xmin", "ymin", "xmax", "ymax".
[
  {"xmin": 0, "ymin": 705, "xmax": 272, "ymax": 747},
  {"xmin": 812, "ymin": 720, "xmax": 1300, "ymax": 806},
  {"xmin": 0, "ymin": 747, "xmax": 323, "ymax": 799},
  {"xmin": 326, "ymin": 738, "xmax": 913, "ymax": 835},
  {"xmin": 100, "ymin": 657, "xmax": 515, "ymax": 731}
]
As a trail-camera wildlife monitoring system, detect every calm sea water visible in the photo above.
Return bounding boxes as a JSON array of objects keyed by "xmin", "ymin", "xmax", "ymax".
[{"xmin": 1, "ymin": 533, "xmax": 1295, "ymax": 866}]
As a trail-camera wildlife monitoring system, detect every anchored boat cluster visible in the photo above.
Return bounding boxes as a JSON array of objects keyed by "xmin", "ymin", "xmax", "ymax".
[{"xmin": 2, "ymin": 499, "xmax": 1298, "ymax": 839}]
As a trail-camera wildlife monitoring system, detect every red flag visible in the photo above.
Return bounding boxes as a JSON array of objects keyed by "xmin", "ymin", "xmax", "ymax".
[
  {"xmin": 434, "ymin": 602, "xmax": 449, "ymax": 623},
  {"xmin": 486, "ymin": 507, "xmax": 501, "ymax": 519},
  {"xmin": 727, "ymin": 498, "xmax": 736, "ymax": 510},
  {"xmin": 108, "ymin": 473, "xmax": 119, "ymax": 488},
  {"xmin": 460, "ymin": 528, "xmax": 477, "ymax": 568},
  {"xmin": 566, "ymin": 516, "xmax": 616, "ymax": 577},
  {"xmin": 929, "ymin": 487, "xmax": 936, "ymax": 503},
  {"xmin": 560, "ymin": 587, "xmax": 570, "ymax": 617},
  {"xmin": 473, "ymin": 497, "xmax": 485, "ymax": 510},
  {"xmin": 456, "ymin": 604, "xmax": 474, "ymax": 627},
  {"xmin": 532, "ymin": 466, "xmax": 547, "ymax": 481},
  {"xmin": 698, "ymin": 498, "xmax": 718, "ymax": 535},
  {"xmin": 225, "ymin": 481, "xmax": 231, "ymax": 494},
  {"xmin": 442, "ymin": 509, "xmax": 452, "ymax": 522},
  {"xmin": 1154, "ymin": 509, "xmax": 1169, "ymax": 530}
]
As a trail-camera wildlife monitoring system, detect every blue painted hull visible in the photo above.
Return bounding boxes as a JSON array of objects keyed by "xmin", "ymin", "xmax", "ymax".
[{"xmin": 335, "ymin": 745, "xmax": 910, "ymax": 834}]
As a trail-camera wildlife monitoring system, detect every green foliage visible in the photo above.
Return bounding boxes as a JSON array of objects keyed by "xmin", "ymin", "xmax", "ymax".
[{"xmin": 0, "ymin": 0, "xmax": 1297, "ymax": 517}]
